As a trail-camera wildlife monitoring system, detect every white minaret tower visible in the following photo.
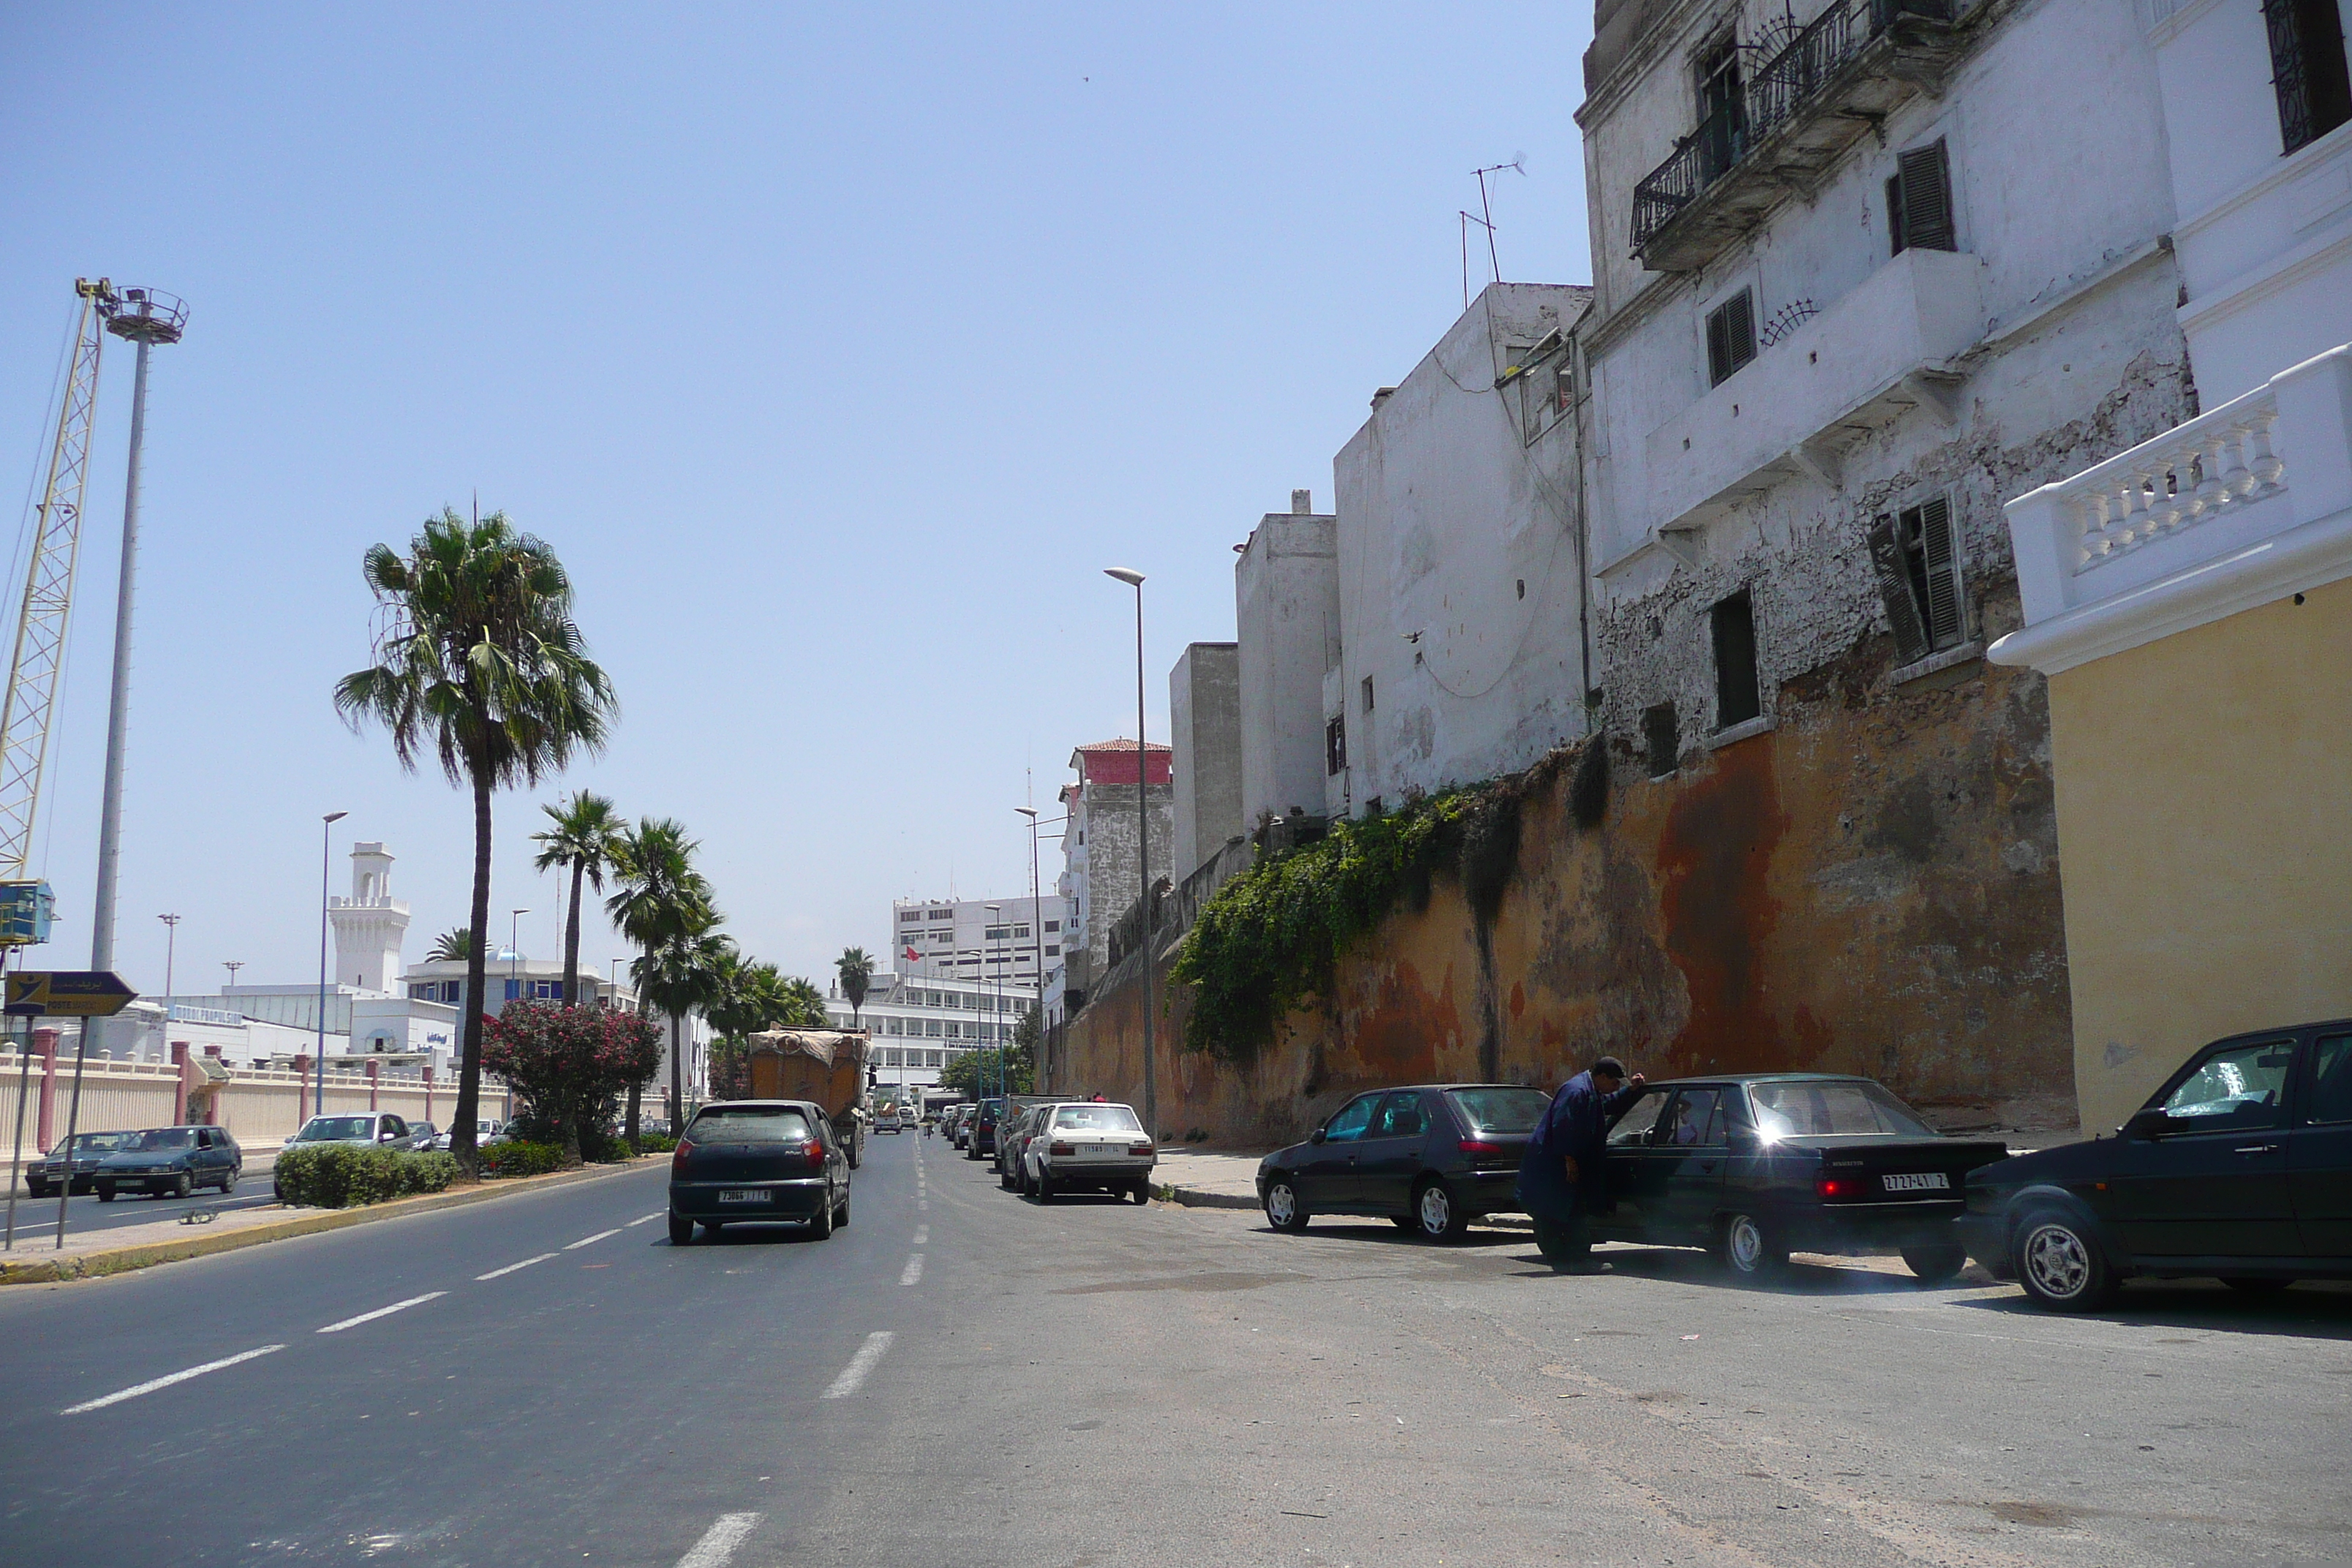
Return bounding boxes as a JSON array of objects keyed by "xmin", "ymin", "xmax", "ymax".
[{"xmin": 328, "ymin": 841, "xmax": 410, "ymax": 996}]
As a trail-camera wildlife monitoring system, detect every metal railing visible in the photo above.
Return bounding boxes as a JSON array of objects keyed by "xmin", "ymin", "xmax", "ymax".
[{"xmin": 1632, "ymin": 0, "xmax": 1956, "ymax": 252}]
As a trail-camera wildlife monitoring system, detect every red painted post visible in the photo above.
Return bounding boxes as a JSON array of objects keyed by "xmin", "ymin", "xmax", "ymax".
[
  {"xmin": 171, "ymin": 1041, "xmax": 192, "ymax": 1123},
  {"xmin": 366, "ymin": 1058, "xmax": 380, "ymax": 1110},
  {"xmin": 294, "ymin": 1054, "xmax": 311, "ymax": 1126},
  {"xmin": 33, "ymin": 1028, "xmax": 58, "ymax": 1150}
]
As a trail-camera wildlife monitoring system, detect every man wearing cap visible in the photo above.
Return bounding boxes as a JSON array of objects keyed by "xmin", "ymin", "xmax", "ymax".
[{"xmin": 1517, "ymin": 1055, "xmax": 1646, "ymax": 1274}]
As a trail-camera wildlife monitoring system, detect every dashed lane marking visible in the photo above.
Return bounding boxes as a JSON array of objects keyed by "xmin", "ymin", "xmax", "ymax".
[
  {"xmin": 912, "ymin": 1225, "xmax": 929, "ymax": 1245},
  {"xmin": 61, "ymin": 1345, "xmax": 285, "ymax": 1414},
  {"xmin": 565, "ymin": 1227, "xmax": 623, "ymax": 1250},
  {"xmin": 318, "ymin": 1292, "xmax": 447, "ymax": 1335},
  {"xmin": 821, "ymin": 1331, "xmax": 894, "ymax": 1399},
  {"xmin": 900, "ymin": 1254, "xmax": 924, "ymax": 1286},
  {"xmin": 674, "ymin": 1512, "xmax": 764, "ymax": 1568},
  {"xmin": 477, "ymin": 1253, "xmax": 559, "ymax": 1281},
  {"xmin": 627, "ymin": 1212, "xmax": 663, "ymax": 1226}
]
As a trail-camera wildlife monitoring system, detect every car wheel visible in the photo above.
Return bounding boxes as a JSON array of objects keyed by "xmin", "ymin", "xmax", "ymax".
[
  {"xmin": 667, "ymin": 1210, "xmax": 693, "ymax": 1245},
  {"xmin": 1036, "ymin": 1172, "xmax": 1055, "ymax": 1204},
  {"xmin": 1414, "ymin": 1177, "xmax": 1469, "ymax": 1242},
  {"xmin": 95, "ymin": 1184, "xmax": 116, "ymax": 1203},
  {"xmin": 172, "ymin": 1172, "xmax": 193, "ymax": 1199},
  {"xmin": 2013, "ymin": 1208, "xmax": 2119, "ymax": 1311},
  {"xmin": 2222, "ymin": 1276, "xmax": 2293, "ymax": 1296},
  {"xmin": 1262, "ymin": 1177, "xmax": 1309, "ymax": 1233},
  {"xmin": 809, "ymin": 1191, "xmax": 835, "ymax": 1239},
  {"xmin": 1720, "ymin": 1213, "xmax": 1789, "ymax": 1281},
  {"xmin": 1901, "ymin": 1243, "xmax": 1968, "ymax": 1285},
  {"xmin": 999, "ymin": 1161, "xmax": 1017, "ymax": 1191},
  {"xmin": 1130, "ymin": 1181, "xmax": 1152, "ymax": 1205},
  {"xmin": 834, "ymin": 1192, "xmax": 850, "ymax": 1229}
]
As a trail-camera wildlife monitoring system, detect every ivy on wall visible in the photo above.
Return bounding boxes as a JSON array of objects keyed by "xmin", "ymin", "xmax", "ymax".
[{"xmin": 1172, "ymin": 734, "xmax": 1606, "ymax": 1063}]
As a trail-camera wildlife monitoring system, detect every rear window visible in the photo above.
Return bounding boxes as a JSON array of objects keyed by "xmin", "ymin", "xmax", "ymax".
[
  {"xmin": 1446, "ymin": 1088, "xmax": 1551, "ymax": 1134},
  {"xmin": 1749, "ymin": 1081, "xmax": 1932, "ymax": 1139},
  {"xmin": 1053, "ymin": 1104, "xmax": 1142, "ymax": 1132},
  {"xmin": 688, "ymin": 1107, "xmax": 814, "ymax": 1144},
  {"xmin": 57, "ymin": 1131, "xmax": 133, "ymax": 1156},
  {"xmin": 135, "ymin": 1128, "xmax": 196, "ymax": 1150}
]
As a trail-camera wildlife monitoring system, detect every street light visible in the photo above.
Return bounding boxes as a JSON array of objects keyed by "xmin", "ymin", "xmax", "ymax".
[
  {"xmin": 315, "ymin": 812, "xmax": 348, "ymax": 1123},
  {"xmin": 157, "ymin": 913, "xmax": 181, "ymax": 1003},
  {"xmin": 1015, "ymin": 808, "xmax": 1046, "ymax": 1090},
  {"xmin": 510, "ymin": 909, "xmax": 529, "ymax": 1006},
  {"xmin": 1102, "ymin": 566, "xmax": 1156, "ymax": 1139},
  {"xmin": 984, "ymin": 904, "xmax": 1001, "ymax": 1101},
  {"xmin": 222, "ymin": 960, "xmax": 243, "ymax": 990}
]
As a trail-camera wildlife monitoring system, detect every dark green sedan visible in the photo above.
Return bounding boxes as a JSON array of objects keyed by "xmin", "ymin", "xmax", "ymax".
[{"xmin": 92, "ymin": 1126, "xmax": 241, "ymax": 1200}]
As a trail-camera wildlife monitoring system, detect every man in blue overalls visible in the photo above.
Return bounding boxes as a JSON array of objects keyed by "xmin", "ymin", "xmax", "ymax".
[{"xmin": 1517, "ymin": 1055, "xmax": 1646, "ymax": 1274}]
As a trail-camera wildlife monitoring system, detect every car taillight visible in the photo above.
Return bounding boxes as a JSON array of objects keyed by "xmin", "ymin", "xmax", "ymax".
[
  {"xmin": 805, "ymin": 1139, "xmax": 826, "ymax": 1166},
  {"xmin": 672, "ymin": 1139, "xmax": 693, "ymax": 1172},
  {"xmin": 1050, "ymin": 1142, "xmax": 1075, "ymax": 1157},
  {"xmin": 1460, "ymin": 1139, "xmax": 1504, "ymax": 1158},
  {"xmin": 1129, "ymin": 1142, "xmax": 1155, "ymax": 1156},
  {"xmin": 1818, "ymin": 1174, "xmax": 1853, "ymax": 1199}
]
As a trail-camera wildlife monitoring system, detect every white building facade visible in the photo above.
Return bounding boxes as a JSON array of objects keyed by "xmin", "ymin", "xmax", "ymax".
[{"xmin": 825, "ymin": 968, "xmax": 1039, "ymax": 1096}]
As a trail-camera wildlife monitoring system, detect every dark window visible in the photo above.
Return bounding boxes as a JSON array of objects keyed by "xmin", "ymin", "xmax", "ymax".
[
  {"xmin": 1695, "ymin": 35, "xmax": 1748, "ymax": 179},
  {"xmin": 2309, "ymin": 1033, "xmax": 2352, "ymax": 1124},
  {"xmin": 1886, "ymin": 139, "xmax": 1956, "ymax": 255},
  {"xmin": 1706, "ymin": 289, "xmax": 1756, "ymax": 386},
  {"xmin": 1643, "ymin": 701, "xmax": 1679, "ymax": 778},
  {"xmin": 1360, "ymin": 675, "xmax": 1375, "ymax": 712},
  {"xmin": 2265, "ymin": 0, "xmax": 2352, "ymax": 154},
  {"xmin": 1325, "ymin": 715, "xmax": 1347, "ymax": 776},
  {"xmin": 1866, "ymin": 498, "xmax": 1967, "ymax": 666},
  {"xmin": 1711, "ymin": 591, "xmax": 1762, "ymax": 729}
]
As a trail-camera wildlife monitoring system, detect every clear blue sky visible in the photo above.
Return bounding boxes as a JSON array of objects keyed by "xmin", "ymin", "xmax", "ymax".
[{"xmin": 0, "ymin": 2, "xmax": 1594, "ymax": 998}]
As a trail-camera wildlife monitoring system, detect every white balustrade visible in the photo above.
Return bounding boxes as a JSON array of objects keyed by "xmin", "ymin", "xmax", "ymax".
[{"xmin": 2068, "ymin": 387, "xmax": 2285, "ymax": 570}]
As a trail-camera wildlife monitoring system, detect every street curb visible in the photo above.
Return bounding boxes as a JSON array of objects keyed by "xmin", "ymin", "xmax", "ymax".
[
  {"xmin": 0, "ymin": 1155, "xmax": 665, "ymax": 1286},
  {"xmin": 1156, "ymin": 1182, "xmax": 1259, "ymax": 1211}
]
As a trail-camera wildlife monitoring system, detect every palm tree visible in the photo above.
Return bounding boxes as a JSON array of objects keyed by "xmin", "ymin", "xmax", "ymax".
[
  {"xmin": 531, "ymin": 791, "xmax": 624, "ymax": 1006},
  {"xmin": 780, "ymin": 975, "xmax": 828, "ymax": 1027},
  {"xmin": 634, "ymin": 930, "xmax": 732, "ymax": 1125},
  {"xmin": 335, "ymin": 508, "xmax": 617, "ymax": 1175},
  {"xmin": 608, "ymin": 816, "xmax": 717, "ymax": 1132},
  {"xmin": 428, "ymin": 927, "xmax": 474, "ymax": 963},
  {"xmin": 835, "ymin": 947, "xmax": 875, "ymax": 1029}
]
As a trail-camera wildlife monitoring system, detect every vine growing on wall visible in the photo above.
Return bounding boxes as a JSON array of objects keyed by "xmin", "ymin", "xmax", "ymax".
[{"xmin": 1172, "ymin": 734, "xmax": 1606, "ymax": 1063}]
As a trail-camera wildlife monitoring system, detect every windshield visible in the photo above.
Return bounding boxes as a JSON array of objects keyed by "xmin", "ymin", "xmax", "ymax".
[
  {"xmin": 1447, "ymin": 1087, "xmax": 1551, "ymax": 1134},
  {"xmin": 134, "ymin": 1128, "xmax": 196, "ymax": 1150},
  {"xmin": 1749, "ymin": 1080, "xmax": 1933, "ymax": 1139},
  {"xmin": 53, "ymin": 1131, "xmax": 133, "ymax": 1157},
  {"xmin": 1053, "ymin": 1104, "xmax": 1142, "ymax": 1132},
  {"xmin": 298, "ymin": 1116, "xmax": 378, "ymax": 1141},
  {"xmin": 688, "ymin": 1107, "xmax": 813, "ymax": 1144}
]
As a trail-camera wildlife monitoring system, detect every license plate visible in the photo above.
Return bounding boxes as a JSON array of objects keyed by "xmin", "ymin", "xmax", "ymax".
[
  {"xmin": 717, "ymin": 1189, "xmax": 772, "ymax": 1205},
  {"xmin": 1881, "ymin": 1171, "xmax": 1950, "ymax": 1193}
]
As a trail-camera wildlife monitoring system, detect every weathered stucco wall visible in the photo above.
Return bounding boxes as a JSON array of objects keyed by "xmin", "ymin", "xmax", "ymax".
[{"xmin": 1062, "ymin": 641, "xmax": 2076, "ymax": 1146}]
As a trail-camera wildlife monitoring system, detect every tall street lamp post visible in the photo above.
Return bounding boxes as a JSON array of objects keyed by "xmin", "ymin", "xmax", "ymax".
[
  {"xmin": 315, "ymin": 812, "xmax": 347, "ymax": 1123},
  {"xmin": 157, "ymin": 913, "xmax": 180, "ymax": 1003},
  {"xmin": 1014, "ymin": 808, "xmax": 1045, "ymax": 1089},
  {"xmin": 984, "ymin": 904, "xmax": 1001, "ymax": 1101},
  {"xmin": 1103, "ymin": 567, "xmax": 1156, "ymax": 1139},
  {"xmin": 510, "ymin": 909, "xmax": 529, "ymax": 1006}
]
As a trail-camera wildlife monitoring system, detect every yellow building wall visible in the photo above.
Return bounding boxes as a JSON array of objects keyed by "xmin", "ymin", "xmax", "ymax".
[{"xmin": 2051, "ymin": 576, "xmax": 2352, "ymax": 1131}]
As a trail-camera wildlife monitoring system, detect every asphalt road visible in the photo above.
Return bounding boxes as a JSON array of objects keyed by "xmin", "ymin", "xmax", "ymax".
[{"xmin": 2, "ymin": 1134, "xmax": 2348, "ymax": 1566}]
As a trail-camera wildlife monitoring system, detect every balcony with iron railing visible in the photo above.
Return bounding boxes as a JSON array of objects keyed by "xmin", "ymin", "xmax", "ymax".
[{"xmin": 1630, "ymin": 0, "xmax": 1971, "ymax": 273}]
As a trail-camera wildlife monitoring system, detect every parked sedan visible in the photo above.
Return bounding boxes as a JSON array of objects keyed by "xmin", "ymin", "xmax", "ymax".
[
  {"xmin": 965, "ymin": 1098, "xmax": 1005, "ymax": 1160},
  {"xmin": 668, "ymin": 1099, "xmax": 851, "ymax": 1244},
  {"xmin": 23, "ymin": 1129, "xmax": 137, "ymax": 1198},
  {"xmin": 1256, "ymin": 1084, "xmax": 1554, "ymax": 1240},
  {"xmin": 1963, "ymin": 1019, "xmax": 2352, "ymax": 1311},
  {"xmin": 1024, "ymin": 1101, "xmax": 1155, "ymax": 1204},
  {"xmin": 997, "ymin": 1104, "xmax": 1053, "ymax": 1190},
  {"xmin": 93, "ymin": 1126, "xmax": 242, "ymax": 1200}
]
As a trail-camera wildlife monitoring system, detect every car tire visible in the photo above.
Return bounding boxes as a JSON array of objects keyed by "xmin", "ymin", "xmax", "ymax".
[
  {"xmin": 2222, "ymin": 1276, "xmax": 2293, "ymax": 1296},
  {"xmin": 95, "ymin": 1184, "xmax": 116, "ymax": 1202},
  {"xmin": 667, "ymin": 1210, "xmax": 693, "ymax": 1245},
  {"xmin": 834, "ymin": 1192, "xmax": 850, "ymax": 1229},
  {"xmin": 1720, "ymin": 1213, "xmax": 1789, "ymax": 1281},
  {"xmin": 809, "ymin": 1191, "xmax": 834, "ymax": 1239},
  {"xmin": 1262, "ymin": 1177, "xmax": 1309, "ymax": 1233},
  {"xmin": 1130, "ymin": 1181, "xmax": 1152, "ymax": 1205},
  {"xmin": 2012, "ymin": 1207, "xmax": 2119, "ymax": 1311},
  {"xmin": 172, "ymin": 1172, "xmax": 193, "ymax": 1199},
  {"xmin": 999, "ymin": 1161, "xmax": 1017, "ymax": 1191},
  {"xmin": 1037, "ymin": 1172, "xmax": 1055, "ymax": 1204},
  {"xmin": 1414, "ymin": 1177, "xmax": 1470, "ymax": 1243},
  {"xmin": 1901, "ymin": 1243, "xmax": 1969, "ymax": 1285}
]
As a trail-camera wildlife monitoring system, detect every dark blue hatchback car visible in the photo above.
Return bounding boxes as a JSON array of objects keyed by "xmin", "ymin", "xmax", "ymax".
[{"xmin": 668, "ymin": 1100, "xmax": 850, "ymax": 1245}]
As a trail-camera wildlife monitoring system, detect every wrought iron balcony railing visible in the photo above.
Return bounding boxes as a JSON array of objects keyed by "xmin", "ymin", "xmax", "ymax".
[{"xmin": 1631, "ymin": 0, "xmax": 1957, "ymax": 260}]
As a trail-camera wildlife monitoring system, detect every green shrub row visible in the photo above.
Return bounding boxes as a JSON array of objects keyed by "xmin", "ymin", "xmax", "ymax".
[
  {"xmin": 276, "ymin": 1145, "xmax": 458, "ymax": 1209},
  {"xmin": 479, "ymin": 1139, "xmax": 567, "ymax": 1179}
]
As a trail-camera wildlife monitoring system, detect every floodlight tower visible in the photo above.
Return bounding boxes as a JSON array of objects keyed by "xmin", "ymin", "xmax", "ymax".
[{"xmin": 87, "ymin": 287, "xmax": 184, "ymax": 1053}]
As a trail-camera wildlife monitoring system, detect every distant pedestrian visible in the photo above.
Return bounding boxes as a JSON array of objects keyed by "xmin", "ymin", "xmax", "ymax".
[{"xmin": 1517, "ymin": 1055, "xmax": 1646, "ymax": 1275}]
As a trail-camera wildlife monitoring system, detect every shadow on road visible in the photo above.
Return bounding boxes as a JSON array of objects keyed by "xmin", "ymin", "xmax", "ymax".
[{"xmin": 1948, "ymin": 1278, "xmax": 2352, "ymax": 1339}]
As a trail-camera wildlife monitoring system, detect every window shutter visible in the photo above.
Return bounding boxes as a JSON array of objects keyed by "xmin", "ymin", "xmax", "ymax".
[
  {"xmin": 1916, "ymin": 497, "xmax": 1964, "ymax": 648},
  {"xmin": 1706, "ymin": 305, "xmax": 1732, "ymax": 385},
  {"xmin": 1897, "ymin": 141, "xmax": 1955, "ymax": 252},
  {"xmin": 1885, "ymin": 172, "xmax": 1907, "ymax": 255},
  {"xmin": 1705, "ymin": 290, "xmax": 1756, "ymax": 386},
  {"xmin": 1866, "ymin": 513, "xmax": 1931, "ymax": 666}
]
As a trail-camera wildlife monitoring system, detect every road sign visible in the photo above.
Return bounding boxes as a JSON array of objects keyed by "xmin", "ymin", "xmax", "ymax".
[{"xmin": 4, "ymin": 970, "xmax": 135, "ymax": 1017}]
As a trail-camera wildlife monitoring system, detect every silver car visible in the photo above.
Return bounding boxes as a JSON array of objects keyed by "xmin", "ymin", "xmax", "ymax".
[{"xmin": 1024, "ymin": 1102, "xmax": 1155, "ymax": 1205}]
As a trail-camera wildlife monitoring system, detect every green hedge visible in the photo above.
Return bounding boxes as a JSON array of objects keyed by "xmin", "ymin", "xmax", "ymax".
[
  {"xmin": 479, "ymin": 1139, "xmax": 566, "ymax": 1179},
  {"xmin": 275, "ymin": 1145, "xmax": 458, "ymax": 1209},
  {"xmin": 627, "ymin": 1134, "xmax": 678, "ymax": 1156}
]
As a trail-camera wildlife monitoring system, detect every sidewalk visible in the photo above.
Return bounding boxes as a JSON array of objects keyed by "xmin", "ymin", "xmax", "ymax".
[{"xmin": 0, "ymin": 1154, "xmax": 663, "ymax": 1286}]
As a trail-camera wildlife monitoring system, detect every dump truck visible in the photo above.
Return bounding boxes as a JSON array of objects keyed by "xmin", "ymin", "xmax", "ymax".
[{"xmin": 743, "ymin": 1028, "xmax": 872, "ymax": 1169}]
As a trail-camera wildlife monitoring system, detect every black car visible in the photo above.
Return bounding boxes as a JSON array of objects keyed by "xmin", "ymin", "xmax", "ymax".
[
  {"xmin": 23, "ymin": 1129, "xmax": 137, "ymax": 1198},
  {"xmin": 1962, "ymin": 1020, "xmax": 2352, "ymax": 1311},
  {"xmin": 93, "ymin": 1125, "xmax": 243, "ymax": 1201},
  {"xmin": 1578, "ymin": 1076, "xmax": 2007, "ymax": 1281},
  {"xmin": 668, "ymin": 1099, "xmax": 851, "ymax": 1245},
  {"xmin": 965, "ymin": 1098, "xmax": 1005, "ymax": 1160},
  {"xmin": 1256, "ymin": 1084, "xmax": 1558, "ymax": 1240}
]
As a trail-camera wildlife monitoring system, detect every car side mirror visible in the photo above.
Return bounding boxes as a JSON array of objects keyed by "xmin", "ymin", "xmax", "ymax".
[
  {"xmin": 2125, "ymin": 1107, "xmax": 2171, "ymax": 1141},
  {"xmin": 1308, "ymin": 1128, "xmax": 1327, "ymax": 1145}
]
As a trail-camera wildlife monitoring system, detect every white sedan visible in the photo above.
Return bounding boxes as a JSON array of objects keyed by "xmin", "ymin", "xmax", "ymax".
[{"xmin": 1022, "ymin": 1102, "xmax": 1154, "ymax": 1205}]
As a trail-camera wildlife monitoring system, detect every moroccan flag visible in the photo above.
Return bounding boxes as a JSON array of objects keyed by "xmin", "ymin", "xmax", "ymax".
[{"xmin": 904, "ymin": 945, "xmax": 920, "ymax": 963}]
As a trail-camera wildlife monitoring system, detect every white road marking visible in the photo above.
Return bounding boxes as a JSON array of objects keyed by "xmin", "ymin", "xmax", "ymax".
[
  {"xmin": 61, "ymin": 1344, "xmax": 285, "ymax": 1414},
  {"xmin": 912, "ymin": 1225, "xmax": 929, "ymax": 1245},
  {"xmin": 821, "ymin": 1331, "xmax": 895, "ymax": 1399},
  {"xmin": 627, "ymin": 1212, "xmax": 663, "ymax": 1226},
  {"xmin": 674, "ymin": 1511, "xmax": 764, "ymax": 1568},
  {"xmin": 476, "ymin": 1253, "xmax": 559, "ymax": 1281},
  {"xmin": 899, "ymin": 1254, "xmax": 924, "ymax": 1286},
  {"xmin": 565, "ymin": 1227, "xmax": 623, "ymax": 1250},
  {"xmin": 918, "ymin": 1199, "xmax": 927, "ymax": 1212},
  {"xmin": 317, "ymin": 1292, "xmax": 447, "ymax": 1334}
]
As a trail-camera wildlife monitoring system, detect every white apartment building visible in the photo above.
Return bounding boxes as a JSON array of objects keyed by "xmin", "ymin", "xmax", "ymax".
[
  {"xmin": 889, "ymin": 894, "xmax": 1067, "ymax": 988},
  {"xmin": 824, "ymin": 968, "xmax": 1039, "ymax": 1096}
]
